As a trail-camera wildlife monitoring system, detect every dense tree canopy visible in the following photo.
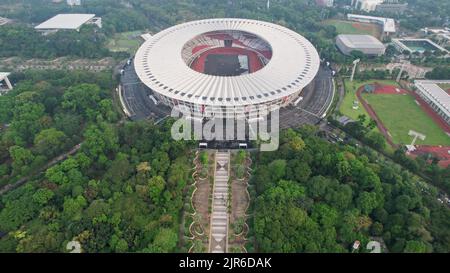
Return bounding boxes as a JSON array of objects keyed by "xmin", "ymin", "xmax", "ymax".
[{"xmin": 250, "ymin": 127, "xmax": 450, "ymax": 253}]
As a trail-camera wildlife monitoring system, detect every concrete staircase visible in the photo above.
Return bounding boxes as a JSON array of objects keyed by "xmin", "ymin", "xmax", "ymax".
[{"xmin": 209, "ymin": 151, "xmax": 230, "ymax": 253}]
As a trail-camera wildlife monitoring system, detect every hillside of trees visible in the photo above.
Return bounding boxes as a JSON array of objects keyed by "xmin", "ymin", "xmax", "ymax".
[
  {"xmin": 0, "ymin": 70, "xmax": 117, "ymax": 183},
  {"xmin": 0, "ymin": 70, "xmax": 193, "ymax": 252},
  {"xmin": 249, "ymin": 127, "xmax": 450, "ymax": 253}
]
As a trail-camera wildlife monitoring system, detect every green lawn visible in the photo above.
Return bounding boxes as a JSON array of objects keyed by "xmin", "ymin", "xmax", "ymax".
[
  {"xmin": 364, "ymin": 94, "xmax": 450, "ymax": 146},
  {"xmin": 340, "ymin": 79, "xmax": 399, "ymax": 121},
  {"xmin": 438, "ymin": 83, "xmax": 450, "ymax": 91},
  {"xmin": 107, "ymin": 31, "xmax": 144, "ymax": 54},
  {"xmin": 323, "ymin": 20, "xmax": 381, "ymax": 38}
]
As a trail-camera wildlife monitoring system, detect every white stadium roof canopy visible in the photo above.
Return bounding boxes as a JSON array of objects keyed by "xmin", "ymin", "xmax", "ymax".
[
  {"xmin": 35, "ymin": 14, "xmax": 96, "ymax": 30},
  {"xmin": 134, "ymin": 18, "xmax": 320, "ymax": 107},
  {"xmin": 415, "ymin": 80, "xmax": 450, "ymax": 118}
]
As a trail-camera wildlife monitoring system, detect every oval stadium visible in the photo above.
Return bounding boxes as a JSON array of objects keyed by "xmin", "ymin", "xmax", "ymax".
[{"xmin": 132, "ymin": 18, "xmax": 321, "ymax": 119}]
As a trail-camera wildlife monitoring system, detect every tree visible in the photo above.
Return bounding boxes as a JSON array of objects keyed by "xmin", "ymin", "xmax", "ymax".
[
  {"xmin": 10, "ymin": 102, "xmax": 47, "ymax": 144},
  {"xmin": 404, "ymin": 240, "xmax": 428, "ymax": 253},
  {"xmin": 9, "ymin": 145, "xmax": 35, "ymax": 175},
  {"xmin": 151, "ymin": 228, "xmax": 178, "ymax": 253},
  {"xmin": 34, "ymin": 128, "xmax": 67, "ymax": 158},
  {"xmin": 63, "ymin": 196, "xmax": 87, "ymax": 221},
  {"xmin": 268, "ymin": 160, "xmax": 287, "ymax": 181},
  {"xmin": 148, "ymin": 176, "xmax": 166, "ymax": 205},
  {"xmin": 356, "ymin": 192, "xmax": 379, "ymax": 215},
  {"xmin": 365, "ymin": 131, "xmax": 386, "ymax": 150},
  {"xmin": 62, "ymin": 84, "xmax": 102, "ymax": 118},
  {"xmin": 32, "ymin": 189, "xmax": 54, "ymax": 206}
]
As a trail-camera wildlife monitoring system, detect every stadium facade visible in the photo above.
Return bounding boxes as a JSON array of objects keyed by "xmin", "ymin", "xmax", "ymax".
[{"xmin": 134, "ymin": 18, "xmax": 320, "ymax": 120}]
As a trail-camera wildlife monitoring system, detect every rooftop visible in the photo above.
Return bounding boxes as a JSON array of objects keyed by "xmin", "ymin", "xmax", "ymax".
[
  {"xmin": 337, "ymin": 34, "xmax": 385, "ymax": 49},
  {"xmin": 134, "ymin": 18, "xmax": 320, "ymax": 107},
  {"xmin": 347, "ymin": 13, "xmax": 396, "ymax": 33},
  {"xmin": 415, "ymin": 80, "xmax": 450, "ymax": 116},
  {"xmin": 35, "ymin": 14, "xmax": 96, "ymax": 30}
]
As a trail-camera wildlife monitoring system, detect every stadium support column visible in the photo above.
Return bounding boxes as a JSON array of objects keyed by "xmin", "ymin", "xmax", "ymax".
[
  {"xmin": 396, "ymin": 61, "xmax": 407, "ymax": 83},
  {"xmin": 1, "ymin": 74, "xmax": 13, "ymax": 90},
  {"xmin": 350, "ymin": 59, "xmax": 360, "ymax": 82}
]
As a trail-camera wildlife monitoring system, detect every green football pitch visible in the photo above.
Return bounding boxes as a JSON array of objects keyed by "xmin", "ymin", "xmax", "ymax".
[
  {"xmin": 323, "ymin": 20, "xmax": 381, "ymax": 39},
  {"xmin": 363, "ymin": 93, "xmax": 450, "ymax": 146}
]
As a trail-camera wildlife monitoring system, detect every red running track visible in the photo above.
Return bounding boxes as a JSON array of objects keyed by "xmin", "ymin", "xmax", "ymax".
[
  {"xmin": 410, "ymin": 145, "xmax": 450, "ymax": 168},
  {"xmin": 356, "ymin": 86, "xmax": 397, "ymax": 148},
  {"xmin": 190, "ymin": 47, "xmax": 264, "ymax": 74},
  {"xmin": 373, "ymin": 83, "xmax": 408, "ymax": 95}
]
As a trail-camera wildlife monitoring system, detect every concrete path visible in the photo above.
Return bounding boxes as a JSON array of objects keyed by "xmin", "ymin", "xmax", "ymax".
[{"xmin": 209, "ymin": 151, "xmax": 230, "ymax": 253}]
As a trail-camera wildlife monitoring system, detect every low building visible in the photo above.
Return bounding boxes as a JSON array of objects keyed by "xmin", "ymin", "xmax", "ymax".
[
  {"xmin": 35, "ymin": 14, "xmax": 102, "ymax": 34},
  {"xmin": 422, "ymin": 28, "xmax": 450, "ymax": 47},
  {"xmin": 415, "ymin": 80, "xmax": 450, "ymax": 125},
  {"xmin": 352, "ymin": 0, "xmax": 406, "ymax": 13},
  {"xmin": 375, "ymin": 2, "xmax": 408, "ymax": 14},
  {"xmin": 347, "ymin": 14, "xmax": 396, "ymax": 34},
  {"xmin": 392, "ymin": 38, "xmax": 448, "ymax": 54},
  {"xmin": 353, "ymin": 0, "xmax": 384, "ymax": 12},
  {"xmin": 315, "ymin": 0, "xmax": 334, "ymax": 7},
  {"xmin": 336, "ymin": 34, "xmax": 386, "ymax": 56},
  {"xmin": 67, "ymin": 0, "xmax": 81, "ymax": 6}
]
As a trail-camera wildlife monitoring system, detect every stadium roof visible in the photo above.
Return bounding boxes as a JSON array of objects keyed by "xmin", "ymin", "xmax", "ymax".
[
  {"xmin": 35, "ymin": 14, "xmax": 96, "ymax": 30},
  {"xmin": 347, "ymin": 14, "xmax": 396, "ymax": 33},
  {"xmin": 134, "ymin": 18, "xmax": 320, "ymax": 107},
  {"xmin": 336, "ymin": 34, "xmax": 385, "ymax": 49},
  {"xmin": 415, "ymin": 80, "xmax": 450, "ymax": 117}
]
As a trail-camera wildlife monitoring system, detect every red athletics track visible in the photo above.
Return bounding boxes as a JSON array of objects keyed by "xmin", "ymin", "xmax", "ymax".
[
  {"xmin": 356, "ymin": 84, "xmax": 397, "ymax": 148},
  {"xmin": 373, "ymin": 83, "xmax": 408, "ymax": 95},
  {"xmin": 190, "ymin": 47, "xmax": 264, "ymax": 74},
  {"xmin": 358, "ymin": 83, "xmax": 450, "ymax": 166},
  {"xmin": 409, "ymin": 146, "xmax": 450, "ymax": 168}
]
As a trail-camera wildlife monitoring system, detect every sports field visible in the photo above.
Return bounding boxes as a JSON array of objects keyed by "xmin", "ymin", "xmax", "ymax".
[
  {"xmin": 438, "ymin": 83, "xmax": 450, "ymax": 92},
  {"xmin": 323, "ymin": 20, "xmax": 381, "ymax": 39},
  {"xmin": 363, "ymin": 94, "xmax": 450, "ymax": 146},
  {"xmin": 107, "ymin": 31, "xmax": 144, "ymax": 54},
  {"xmin": 340, "ymin": 80, "xmax": 399, "ymax": 121}
]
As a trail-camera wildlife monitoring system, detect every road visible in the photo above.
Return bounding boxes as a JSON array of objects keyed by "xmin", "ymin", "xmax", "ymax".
[
  {"xmin": 120, "ymin": 60, "xmax": 171, "ymax": 121},
  {"xmin": 279, "ymin": 65, "xmax": 335, "ymax": 129}
]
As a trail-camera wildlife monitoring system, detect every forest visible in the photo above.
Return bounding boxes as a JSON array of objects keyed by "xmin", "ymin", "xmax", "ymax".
[
  {"xmin": 0, "ymin": 70, "xmax": 193, "ymax": 252},
  {"xmin": 249, "ymin": 127, "xmax": 450, "ymax": 253}
]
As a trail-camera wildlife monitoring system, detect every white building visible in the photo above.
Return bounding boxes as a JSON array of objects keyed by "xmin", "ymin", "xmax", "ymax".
[
  {"xmin": 347, "ymin": 14, "xmax": 396, "ymax": 34},
  {"xmin": 392, "ymin": 38, "xmax": 448, "ymax": 54},
  {"xmin": 415, "ymin": 80, "xmax": 450, "ymax": 125},
  {"xmin": 315, "ymin": 0, "xmax": 334, "ymax": 7},
  {"xmin": 353, "ymin": 0, "xmax": 384, "ymax": 12},
  {"xmin": 67, "ymin": 0, "xmax": 81, "ymax": 6},
  {"xmin": 35, "ymin": 14, "xmax": 102, "ymax": 34},
  {"xmin": 336, "ymin": 34, "xmax": 386, "ymax": 56},
  {"xmin": 134, "ymin": 18, "xmax": 320, "ymax": 120}
]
